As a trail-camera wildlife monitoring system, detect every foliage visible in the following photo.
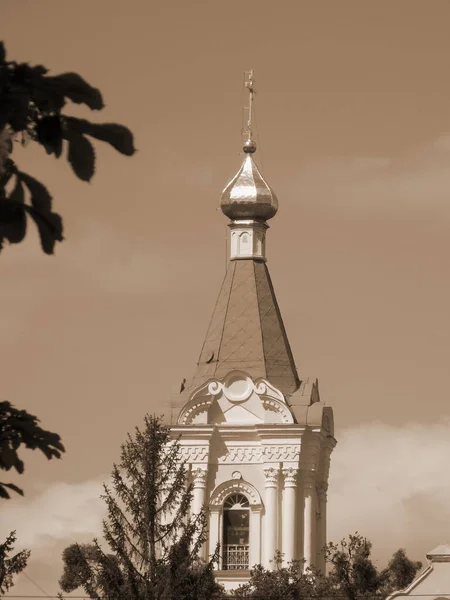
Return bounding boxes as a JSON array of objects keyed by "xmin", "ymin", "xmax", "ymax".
[
  {"xmin": 0, "ymin": 531, "xmax": 30, "ymax": 594},
  {"xmin": 324, "ymin": 533, "xmax": 382, "ymax": 600},
  {"xmin": 380, "ymin": 549, "xmax": 423, "ymax": 594},
  {"xmin": 232, "ymin": 534, "xmax": 422, "ymax": 600},
  {"xmin": 59, "ymin": 415, "xmax": 224, "ymax": 600},
  {"xmin": 0, "ymin": 40, "xmax": 136, "ymax": 255},
  {"xmin": 0, "ymin": 400, "xmax": 65, "ymax": 498},
  {"xmin": 231, "ymin": 551, "xmax": 328, "ymax": 600}
]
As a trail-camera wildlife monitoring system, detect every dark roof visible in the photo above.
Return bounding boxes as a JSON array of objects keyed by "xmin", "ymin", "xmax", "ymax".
[{"xmin": 189, "ymin": 258, "xmax": 300, "ymax": 395}]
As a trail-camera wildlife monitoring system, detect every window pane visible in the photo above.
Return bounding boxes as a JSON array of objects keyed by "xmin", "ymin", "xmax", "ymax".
[{"xmin": 223, "ymin": 509, "xmax": 249, "ymax": 545}]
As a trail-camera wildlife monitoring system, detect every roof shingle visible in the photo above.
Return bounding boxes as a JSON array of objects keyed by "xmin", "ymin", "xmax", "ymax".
[{"xmin": 188, "ymin": 259, "xmax": 300, "ymax": 396}]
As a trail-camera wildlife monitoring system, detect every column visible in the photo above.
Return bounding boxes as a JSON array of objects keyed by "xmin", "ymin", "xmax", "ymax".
[
  {"xmin": 282, "ymin": 467, "xmax": 298, "ymax": 564},
  {"xmin": 302, "ymin": 470, "xmax": 316, "ymax": 571},
  {"xmin": 191, "ymin": 467, "xmax": 207, "ymax": 559},
  {"xmin": 249, "ymin": 507, "xmax": 262, "ymax": 568},
  {"xmin": 209, "ymin": 507, "xmax": 220, "ymax": 569},
  {"xmin": 264, "ymin": 467, "xmax": 280, "ymax": 568},
  {"xmin": 316, "ymin": 485, "xmax": 328, "ymax": 574},
  {"xmin": 191, "ymin": 467, "xmax": 207, "ymax": 515}
]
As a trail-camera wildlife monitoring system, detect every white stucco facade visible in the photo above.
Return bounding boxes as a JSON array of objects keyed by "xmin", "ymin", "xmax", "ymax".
[{"xmin": 171, "ymin": 373, "xmax": 335, "ymax": 590}]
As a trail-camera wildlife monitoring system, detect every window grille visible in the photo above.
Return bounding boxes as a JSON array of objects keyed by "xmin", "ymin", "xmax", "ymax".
[
  {"xmin": 223, "ymin": 493, "xmax": 250, "ymax": 570},
  {"xmin": 223, "ymin": 544, "xmax": 249, "ymax": 570}
]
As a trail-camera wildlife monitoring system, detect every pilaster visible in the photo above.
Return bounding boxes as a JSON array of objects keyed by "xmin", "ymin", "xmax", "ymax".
[
  {"xmin": 316, "ymin": 484, "xmax": 328, "ymax": 574},
  {"xmin": 302, "ymin": 469, "xmax": 316, "ymax": 571}
]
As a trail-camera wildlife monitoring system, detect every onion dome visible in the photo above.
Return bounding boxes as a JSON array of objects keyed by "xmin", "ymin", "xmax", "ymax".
[{"xmin": 220, "ymin": 139, "xmax": 278, "ymax": 221}]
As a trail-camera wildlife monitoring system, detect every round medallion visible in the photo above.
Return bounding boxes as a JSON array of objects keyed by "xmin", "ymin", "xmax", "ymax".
[{"xmin": 224, "ymin": 373, "xmax": 253, "ymax": 402}]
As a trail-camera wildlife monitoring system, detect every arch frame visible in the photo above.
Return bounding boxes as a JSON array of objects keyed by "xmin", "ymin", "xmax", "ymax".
[
  {"xmin": 209, "ymin": 478, "xmax": 263, "ymax": 509},
  {"xmin": 208, "ymin": 478, "xmax": 263, "ymax": 570}
]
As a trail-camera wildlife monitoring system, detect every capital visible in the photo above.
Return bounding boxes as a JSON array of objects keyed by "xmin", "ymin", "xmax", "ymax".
[
  {"xmin": 191, "ymin": 467, "xmax": 207, "ymax": 489},
  {"xmin": 264, "ymin": 467, "xmax": 280, "ymax": 488},
  {"xmin": 282, "ymin": 467, "xmax": 298, "ymax": 488}
]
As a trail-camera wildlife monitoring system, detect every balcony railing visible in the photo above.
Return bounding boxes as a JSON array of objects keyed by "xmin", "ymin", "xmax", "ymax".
[{"xmin": 223, "ymin": 544, "xmax": 249, "ymax": 570}]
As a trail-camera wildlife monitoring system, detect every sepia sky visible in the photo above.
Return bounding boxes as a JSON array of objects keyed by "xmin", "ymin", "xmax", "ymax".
[{"xmin": 2, "ymin": 0, "xmax": 450, "ymax": 595}]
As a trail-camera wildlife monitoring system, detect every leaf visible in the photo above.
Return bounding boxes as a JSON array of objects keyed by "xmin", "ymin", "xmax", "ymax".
[
  {"xmin": 24, "ymin": 205, "xmax": 63, "ymax": 255},
  {"xmin": 31, "ymin": 85, "xmax": 66, "ymax": 113},
  {"xmin": 0, "ymin": 41, "xmax": 6, "ymax": 63},
  {"xmin": 18, "ymin": 171, "xmax": 52, "ymax": 212},
  {"xmin": 67, "ymin": 133, "xmax": 95, "ymax": 182},
  {"xmin": 0, "ymin": 484, "xmax": 13, "ymax": 499},
  {"xmin": 8, "ymin": 92, "xmax": 30, "ymax": 132},
  {"xmin": 0, "ymin": 97, "xmax": 13, "ymax": 131},
  {"xmin": 49, "ymin": 72, "xmax": 104, "ymax": 110},
  {"xmin": 65, "ymin": 118, "xmax": 136, "ymax": 156},
  {"xmin": 0, "ymin": 181, "xmax": 27, "ymax": 245},
  {"xmin": 0, "ymin": 447, "xmax": 18, "ymax": 470},
  {"xmin": 87, "ymin": 122, "xmax": 135, "ymax": 156},
  {"xmin": 36, "ymin": 116, "xmax": 63, "ymax": 157},
  {"xmin": 8, "ymin": 175, "xmax": 24, "ymax": 204}
]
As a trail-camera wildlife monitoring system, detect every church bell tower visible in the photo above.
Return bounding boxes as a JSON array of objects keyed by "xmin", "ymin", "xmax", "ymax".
[{"xmin": 167, "ymin": 71, "xmax": 336, "ymax": 591}]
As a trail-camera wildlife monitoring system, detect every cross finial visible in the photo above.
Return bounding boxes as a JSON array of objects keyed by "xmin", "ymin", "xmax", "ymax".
[{"xmin": 243, "ymin": 70, "xmax": 257, "ymax": 153}]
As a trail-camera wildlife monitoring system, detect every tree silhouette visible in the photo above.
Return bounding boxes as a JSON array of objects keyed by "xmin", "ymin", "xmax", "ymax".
[
  {"xmin": 0, "ymin": 40, "xmax": 136, "ymax": 255},
  {"xmin": 0, "ymin": 532, "xmax": 30, "ymax": 594},
  {"xmin": 0, "ymin": 400, "xmax": 65, "ymax": 498}
]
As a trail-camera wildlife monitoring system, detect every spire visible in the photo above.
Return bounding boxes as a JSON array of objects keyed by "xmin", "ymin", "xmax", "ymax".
[{"xmin": 180, "ymin": 71, "xmax": 300, "ymax": 402}]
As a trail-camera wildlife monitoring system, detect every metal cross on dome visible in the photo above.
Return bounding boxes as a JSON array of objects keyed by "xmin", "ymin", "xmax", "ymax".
[{"xmin": 243, "ymin": 69, "xmax": 255, "ymax": 141}]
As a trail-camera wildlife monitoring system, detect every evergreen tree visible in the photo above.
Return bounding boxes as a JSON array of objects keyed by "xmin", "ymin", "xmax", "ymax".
[
  {"xmin": 59, "ymin": 415, "xmax": 224, "ymax": 600},
  {"xmin": 0, "ymin": 531, "xmax": 30, "ymax": 595},
  {"xmin": 0, "ymin": 40, "xmax": 135, "ymax": 255}
]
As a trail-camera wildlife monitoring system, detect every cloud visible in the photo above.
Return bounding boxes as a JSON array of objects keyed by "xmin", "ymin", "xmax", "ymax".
[
  {"xmin": 4, "ymin": 420, "xmax": 450, "ymax": 574},
  {"xmin": 0, "ymin": 478, "xmax": 106, "ymax": 554},
  {"xmin": 289, "ymin": 135, "xmax": 450, "ymax": 220},
  {"xmin": 328, "ymin": 418, "xmax": 450, "ymax": 563}
]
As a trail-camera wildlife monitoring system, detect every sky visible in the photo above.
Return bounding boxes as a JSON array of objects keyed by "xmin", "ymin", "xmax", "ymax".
[{"xmin": 2, "ymin": 0, "xmax": 450, "ymax": 595}]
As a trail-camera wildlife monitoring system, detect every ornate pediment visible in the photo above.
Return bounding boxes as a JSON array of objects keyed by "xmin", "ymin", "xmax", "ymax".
[{"xmin": 177, "ymin": 370, "xmax": 295, "ymax": 425}]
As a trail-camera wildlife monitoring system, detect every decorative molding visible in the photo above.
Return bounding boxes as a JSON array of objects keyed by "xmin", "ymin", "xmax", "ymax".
[
  {"xmin": 232, "ymin": 471, "xmax": 242, "ymax": 480},
  {"xmin": 192, "ymin": 467, "xmax": 207, "ymax": 488},
  {"xmin": 262, "ymin": 397, "xmax": 293, "ymax": 423},
  {"xmin": 210, "ymin": 479, "xmax": 262, "ymax": 507},
  {"xmin": 179, "ymin": 446, "xmax": 209, "ymax": 463},
  {"xmin": 254, "ymin": 380, "xmax": 285, "ymax": 402},
  {"xmin": 177, "ymin": 372, "xmax": 293, "ymax": 425},
  {"xmin": 180, "ymin": 444, "xmax": 301, "ymax": 464},
  {"xmin": 264, "ymin": 467, "xmax": 280, "ymax": 488},
  {"xmin": 282, "ymin": 467, "xmax": 298, "ymax": 488},
  {"xmin": 218, "ymin": 446, "xmax": 262, "ymax": 463},
  {"xmin": 207, "ymin": 380, "xmax": 222, "ymax": 396},
  {"xmin": 179, "ymin": 398, "xmax": 212, "ymax": 425},
  {"xmin": 264, "ymin": 445, "xmax": 300, "ymax": 461}
]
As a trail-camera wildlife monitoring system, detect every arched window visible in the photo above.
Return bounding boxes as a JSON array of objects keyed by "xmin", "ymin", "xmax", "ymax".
[{"xmin": 222, "ymin": 493, "xmax": 250, "ymax": 570}]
